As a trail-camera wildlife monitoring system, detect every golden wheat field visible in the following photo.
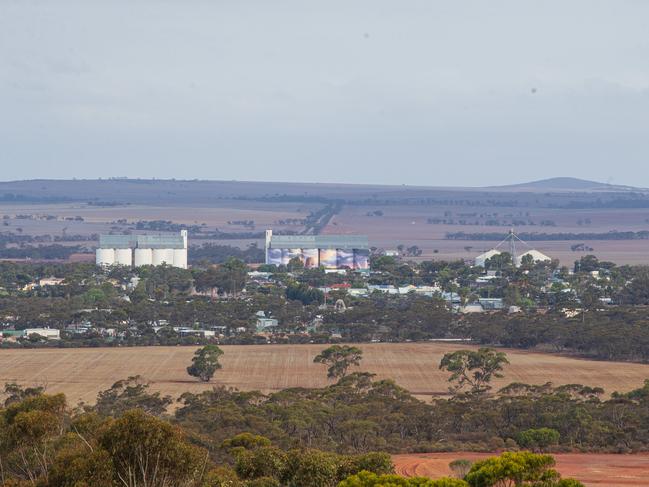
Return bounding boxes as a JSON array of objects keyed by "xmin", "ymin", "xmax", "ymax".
[{"xmin": 1, "ymin": 343, "xmax": 649, "ymax": 406}]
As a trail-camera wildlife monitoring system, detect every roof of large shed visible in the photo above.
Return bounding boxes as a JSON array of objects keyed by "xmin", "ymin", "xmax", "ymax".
[
  {"xmin": 269, "ymin": 234, "xmax": 369, "ymax": 249},
  {"xmin": 99, "ymin": 234, "xmax": 185, "ymax": 249}
]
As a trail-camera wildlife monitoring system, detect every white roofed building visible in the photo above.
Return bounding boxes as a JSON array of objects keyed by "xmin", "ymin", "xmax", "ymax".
[
  {"xmin": 516, "ymin": 250, "xmax": 551, "ymax": 266},
  {"xmin": 473, "ymin": 231, "xmax": 553, "ymax": 269},
  {"xmin": 475, "ymin": 249, "xmax": 502, "ymax": 268}
]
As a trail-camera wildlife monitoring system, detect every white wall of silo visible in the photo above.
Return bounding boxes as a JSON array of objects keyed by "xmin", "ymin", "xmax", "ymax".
[
  {"xmin": 114, "ymin": 248, "xmax": 133, "ymax": 266},
  {"xmin": 173, "ymin": 248, "xmax": 187, "ymax": 269},
  {"xmin": 152, "ymin": 248, "xmax": 174, "ymax": 266},
  {"xmin": 96, "ymin": 248, "xmax": 115, "ymax": 266},
  {"xmin": 134, "ymin": 248, "xmax": 153, "ymax": 267}
]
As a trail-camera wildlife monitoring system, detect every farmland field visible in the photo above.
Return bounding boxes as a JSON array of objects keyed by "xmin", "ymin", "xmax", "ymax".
[
  {"xmin": 392, "ymin": 452, "xmax": 649, "ymax": 487},
  {"xmin": 327, "ymin": 204, "xmax": 649, "ymax": 265},
  {"xmin": 1, "ymin": 343, "xmax": 649, "ymax": 406},
  {"xmin": 0, "ymin": 201, "xmax": 313, "ymax": 239},
  {"xmin": 3, "ymin": 178, "xmax": 649, "ymax": 265}
]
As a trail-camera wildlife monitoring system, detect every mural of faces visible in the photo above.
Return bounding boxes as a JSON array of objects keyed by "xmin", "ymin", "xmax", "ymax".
[{"xmin": 267, "ymin": 248, "xmax": 282, "ymax": 266}]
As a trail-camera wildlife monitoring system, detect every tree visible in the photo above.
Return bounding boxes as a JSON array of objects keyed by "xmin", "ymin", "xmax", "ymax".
[
  {"xmin": 449, "ymin": 459, "xmax": 473, "ymax": 479},
  {"xmin": 439, "ymin": 348, "xmax": 509, "ymax": 395},
  {"xmin": 234, "ymin": 446, "xmax": 288, "ymax": 482},
  {"xmin": 282, "ymin": 449, "xmax": 340, "ymax": 487},
  {"xmin": 574, "ymin": 255, "xmax": 600, "ymax": 273},
  {"xmin": 338, "ymin": 471, "xmax": 468, "ymax": 486},
  {"xmin": 484, "ymin": 252, "xmax": 513, "ymax": 271},
  {"xmin": 313, "ymin": 345, "xmax": 363, "ymax": 380},
  {"xmin": 287, "ymin": 256, "xmax": 304, "ymax": 272},
  {"xmin": 187, "ymin": 345, "xmax": 224, "ymax": 382},
  {"xmin": 99, "ymin": 409, "xmax": 208, "ymax": 487},
  {"xmin": 193, "ymin": 258, "xmax": 248, "ymax": 297},
  {"xmin": 94, "ymin": 375, "xmax": 172, "ymax": 417},
  {"xmin": 1, "ymin": 382, "xmax": 45, "ymax": 407},
  {"xmin": 202, "ymin": 466, "xmax": 244, "ymax": 487},
  {"xmin": 516, "ymin": 428, "xmax": 560, "ymax": 452},
  {"xmin": 286, "ymin": 282, "xmax": 324, "ymax": 305},
  {"xmin": 464, "ymin": 451, "xmax": 583, "ymax": 487},
  {"xmin": 0, "ymin": 392, "xmax": 67, "ymax": 483},
  {"xmin": 217, "ymin": 258, "xmax": 249, "ymax": 296}
]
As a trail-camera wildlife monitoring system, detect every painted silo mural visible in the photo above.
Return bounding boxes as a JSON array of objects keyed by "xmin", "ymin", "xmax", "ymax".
[
  {"xmin": 337, "ymin": 249, "xmax": 355, "ymax": 269},
  {"xmin": 302, "ymin": 248, "xmax": 319, "ymax": 268},
  {"xmin": 319, "ymin": 249, "xmax": 338, "ymax": 268},
  {"xmin": 267, "ymin": 248, "xmax": 283, "ymax": 266},
  {"xmin": 353, "ymin": 249, "xmax": 370, "ymax": 270}
]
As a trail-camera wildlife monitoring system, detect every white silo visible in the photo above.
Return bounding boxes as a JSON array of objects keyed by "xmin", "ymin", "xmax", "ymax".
[
  {"xmin": 134, "ymin": 248, "xmax": 153, "ymax": 267},
  {"xmin": 114, "ymin": 248, "xmax": 133, "ymax": 266},
  {"xmin": 152, "ymin": 248, "xmax": 174, "ymax": 266},
  {"xmin": 173, "ymin": 248, "xmax": 187, "ymax": 269},
  {"xmin": 96, "ymin": 248, "xmax": 115, "ymax": 266}
]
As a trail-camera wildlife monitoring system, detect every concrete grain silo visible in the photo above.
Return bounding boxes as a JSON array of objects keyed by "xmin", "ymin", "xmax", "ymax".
[
  {"xmin": 152, "ymin": 248, "xmax": 175, "ymax": 266},
  {"xmin": 134, "ymin": 248, "xmax": 153, "ymax": 267},
  {"xmin": 96, "ymin": 248, "xmax": 115, "ymax": 266},
  {"xmin": 114, "ymin": 248, "xmax": 133, "ymax": 266},
  {"xmin": 97, "ymin": 231, "xmax": 188, "ymax": 268},
  {"xmin": 173, "ymin": 248, "xmax": 188, "ymax": 269}
]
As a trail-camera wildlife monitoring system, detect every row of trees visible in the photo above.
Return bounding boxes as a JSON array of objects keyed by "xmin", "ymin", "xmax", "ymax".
[
  {"xmin": 148, "ymin": 346, "xmax": 649, "ymax": 458},
  {"xmin": 0, "ymin": 366, "xmax": 588, "ymax": 486},
  {"xmin": 5, "ymin": 255, "xmax": 649, "ymax": 363},
  {"xmin": 173, "ymin": 343, "xmax": 649, "ymax": 454}
]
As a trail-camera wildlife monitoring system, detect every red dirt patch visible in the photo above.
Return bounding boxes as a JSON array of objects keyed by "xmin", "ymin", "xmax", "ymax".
[{"xmin": 392, "ymin": 452, "xmax": 649, "ymax": 486}]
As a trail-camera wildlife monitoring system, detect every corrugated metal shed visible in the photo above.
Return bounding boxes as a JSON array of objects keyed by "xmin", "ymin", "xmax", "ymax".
[
  {"xmin": 99, "ymin": 234, "xmax": 184, "ymax": 249},
  {"xmin": 269, "ymin": 234, "xmax": 368, "ymax": 250}
]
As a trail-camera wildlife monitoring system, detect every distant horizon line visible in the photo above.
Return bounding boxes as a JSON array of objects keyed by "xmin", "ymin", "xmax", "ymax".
[{"xmin": 0, "ymin": 176, "xmax": 640, "ymax": 191}]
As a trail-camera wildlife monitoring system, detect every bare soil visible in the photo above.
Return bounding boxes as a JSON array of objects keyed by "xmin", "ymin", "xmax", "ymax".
[{"xmin": 392, "ymin": 452, "xmax": 649, "ymax": 486}]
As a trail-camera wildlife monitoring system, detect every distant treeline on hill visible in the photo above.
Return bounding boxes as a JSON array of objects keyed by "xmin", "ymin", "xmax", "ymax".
[
  {"xmin": 559, "ymin": 196, "xmax": 649, "ymax": 209},
  {"xmin": 191, "ymin": 229, "xmax": 267, "ymax": 239},
  {"xmin": 135, "ymin": 219, "xmax": 203, "ymax": 233},
  {"xmin": 446, "ymin": 230, "xmax": 649, "ymax": 241},
  {"xmin": 0, "ymin": 193, "xmax": 75, "ymax": 203},
  {"xmin": 0, "ymin": 244, "xmax": 86, "ymax": 260}
]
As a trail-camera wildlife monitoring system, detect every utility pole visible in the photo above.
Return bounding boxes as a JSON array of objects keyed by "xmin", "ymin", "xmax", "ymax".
[{"xmin": 509, "ymin": 228, "xmax": 517, "ymax": 266}]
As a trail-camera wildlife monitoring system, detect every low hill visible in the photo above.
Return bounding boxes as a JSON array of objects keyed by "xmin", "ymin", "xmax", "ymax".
[
  {"xmin": 492, "ymin": 177, "xmax": 641, "ymax": 192},
  {"xmin": 0, "ymin": 177, "xmax": 643, "ymax": 206}
]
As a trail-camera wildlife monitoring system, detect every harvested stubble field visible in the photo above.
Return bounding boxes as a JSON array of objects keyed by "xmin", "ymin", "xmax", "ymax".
[
  {"xmin": 328, "ymin": 205, "xmax": 649, "ymax": 265},
  {"xmin": 1, "ymin": 343, "xmax": 649, "ymax": 406},
  {"xmin": 392, "ymin": 452, "xmax": 649, "ymax": 487}
]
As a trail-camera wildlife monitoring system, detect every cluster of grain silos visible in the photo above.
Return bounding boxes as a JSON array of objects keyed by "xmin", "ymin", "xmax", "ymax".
[
  {"xmin": 96, "ymin": 230, "xmax": 188, "ymax": 269},
  {"xmin": 134, "ymin": 248, "xmax": 153, "ymax": 266},
  {"xmin": 264, "ymin": 230, "xmax": 370, "ymax": 271}
]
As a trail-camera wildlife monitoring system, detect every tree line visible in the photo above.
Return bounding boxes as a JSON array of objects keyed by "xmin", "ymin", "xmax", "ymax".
[{"xmin": 0, "ymin": 346, "xmax": 592, "ymax": 486}]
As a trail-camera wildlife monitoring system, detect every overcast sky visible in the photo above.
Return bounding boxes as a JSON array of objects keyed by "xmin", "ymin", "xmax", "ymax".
[{"xmin": 1, "ymin": 1, "xmax": 648, "ymax": 187}]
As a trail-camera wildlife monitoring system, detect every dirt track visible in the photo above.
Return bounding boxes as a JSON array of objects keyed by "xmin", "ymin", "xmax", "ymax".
[
  {"xmin": 393, "ymin": 452, "xmax": 649, "ymax": 486},
  {"xmin": 1, "ymin": 343, "xmax": 649, "ymax": 406}
]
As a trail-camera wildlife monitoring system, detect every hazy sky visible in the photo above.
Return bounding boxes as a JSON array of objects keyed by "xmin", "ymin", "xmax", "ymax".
[{"xmin": 2, "ymin": 1, "xmax": 649, "ymax": 187}]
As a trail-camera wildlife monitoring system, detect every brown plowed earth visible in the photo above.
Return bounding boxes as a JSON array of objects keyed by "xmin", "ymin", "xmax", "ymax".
[
  {"xmin": 1, "ymin": 343, "xmax": 649, "ymax": 406},
  {"xmin": 392, "ymin": 452, "xmax": 649, "ymax": 486}
]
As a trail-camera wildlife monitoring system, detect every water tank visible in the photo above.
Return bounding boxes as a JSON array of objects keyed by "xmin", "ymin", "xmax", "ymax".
[
  {"xmin": 96, "ymin": 248, "xmax": 115, "ymax": 266},
  {"xmin": 114, "ymin": 248, "xmax": 132, "ymax": 266},
  {"xmin": 173, "ymin": 248, "xmax": 187, "ymax": 269},
  {"xmin": 152, "ymin": 248, "xmax": 174, "ymax": 266},
  {"xmin": 134, "ymin": 248, "xmax": 153, "ymax": 267}
]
